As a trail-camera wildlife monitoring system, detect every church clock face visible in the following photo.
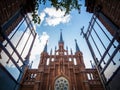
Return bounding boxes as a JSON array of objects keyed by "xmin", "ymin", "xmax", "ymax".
[{"xmin": 55, "ymin": 77, "xmax": 69, "ymax": 90}]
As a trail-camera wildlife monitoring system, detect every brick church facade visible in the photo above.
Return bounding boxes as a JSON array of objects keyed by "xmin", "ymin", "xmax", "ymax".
[{"xmin": 20, "ymin": 32, "xmax": 104, "ymax": 90}]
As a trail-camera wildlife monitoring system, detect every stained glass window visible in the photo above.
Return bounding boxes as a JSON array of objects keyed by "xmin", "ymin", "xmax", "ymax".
[{"xmin": 55, "ymin": 77, "xmax": 69, "ymax": 90}]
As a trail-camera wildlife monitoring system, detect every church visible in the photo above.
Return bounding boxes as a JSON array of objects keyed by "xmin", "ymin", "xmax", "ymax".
[{"xmin": 20, "ymin": 31, "xmax": 104, "ymax": 90}]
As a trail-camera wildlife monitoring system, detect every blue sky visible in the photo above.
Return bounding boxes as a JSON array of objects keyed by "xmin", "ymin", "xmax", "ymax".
[
  {"xmin": 30, "ymin": 0, "xmax": 93, "ymax": 68},
  {"xmin": 1, "ymin": 0, "xmax": 119, "ymax": 81}
]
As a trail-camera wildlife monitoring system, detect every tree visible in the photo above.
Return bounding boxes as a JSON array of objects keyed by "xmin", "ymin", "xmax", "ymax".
[{"xmin": 32, "ymin": 0, "xmax": 81, "ymax": 24}]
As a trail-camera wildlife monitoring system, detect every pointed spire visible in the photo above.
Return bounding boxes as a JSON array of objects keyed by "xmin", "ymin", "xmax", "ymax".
[
  {"xmin": 55, "ymin": 46, "xmax": 57, "ymax": 55},
  {"xmin": 70, "ymin": 48, "xmax": 73, "ymax": 55},
  {"xmin": 50, "ymin": 48, "xmax": 52, "ymax": 55},
  {"xmin": 29, "ymin": 61, "xmax": 33, "ymax": 69},
  {"xmin": 24, "ymin": 53, "xmax": 30, "ymax": 65},
  {"xmin": 90, "ymin": 60, "xmax": 95, "ymax": 69},
  {"xmin": 75, "ymin": 39, "xmax": 80, "ymax": 52},
  {"xmin": 90, "ymin": 60, "xmax": 93, "ymax": 68},
  {"xmin": 43, "ymin": 40, "xmax": 48, "ymax": 52},
  {"xmin": 59, "ymin": 29, "xmax": 64, "ymax": 43}
]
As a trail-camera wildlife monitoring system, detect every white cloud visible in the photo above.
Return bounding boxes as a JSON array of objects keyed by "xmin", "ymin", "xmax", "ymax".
[
  {"xmin": 39, "ymin": 12, "xmax": 46, "ymax": 24},
  {"xmin": 45, "ymin": 14, "xmax": 70, "ymax": 26},
  {"xmin": 30, "ymin": 32, "xmax": 49, "ymax": 60},
  {"xmin": 39, "ymin": 7, "xmax": 71, "ymax": 26},
  {"xmin": 27, "ymin": 7, "xmax": 70, "ymax": 26},
  {"xmin": 44, "ymin": 7, "xmax": 65, "ymax": 18},
  {"xmin": 30, "ymin": 32, "xmax": 49, "ymax": 68}
]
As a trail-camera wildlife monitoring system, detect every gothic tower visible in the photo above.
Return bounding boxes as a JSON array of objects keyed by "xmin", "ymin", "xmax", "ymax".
[{"xmin": 20, "ymin": 31, "xmax": 103, "ymax": 90}]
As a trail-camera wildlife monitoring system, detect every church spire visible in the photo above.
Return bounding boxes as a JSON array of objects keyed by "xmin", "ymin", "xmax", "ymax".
[
  {"xmin": 43, "ymin": 41, "xmax": 48, "ymax": 52},
  {"xmin": 59, "ymin": 30, "xmax": 64, "ymax": 43},
  {"xmin": 70, "ymin": 48, "xmax": 73, "ymax": 55},
  {"xmin": 50, "ymin": 48, "xmax": 52, "ymax": 55},
  {"xmin": 24, "ymin": 53, "xmax": 30, "ymax": 65},
  {"xmin": 75, "ymin": 39, "xmax": 80, "ymax": 52},
  {"xmin": 66, "ymin": 46, "xmax": 68, "ymax": 50}
]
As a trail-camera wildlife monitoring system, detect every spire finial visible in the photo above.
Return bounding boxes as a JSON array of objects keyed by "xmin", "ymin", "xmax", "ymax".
[
  {"xmin": 70, "ymin": 48, "xmax": 73, "ymax": 55},
  {"xmin": 55, "ymin": 46, "xmax": 57, "ymax": 50},
  {"xmin": 75, "ymin": 39, "xmax": 80, "ymax": 52},
  {"xmin": 29, "ymin": 61, "xmax": 33, "ymax": 69},
  {"xmin": 59, "ymin": 29, "xmax": 64, "ymax": 43},
  {"xmin": 50, "ymin": 48, "xmax": 52, "ymax": 55},
  {"xmin": 43, "ymin": 40, "xmax": 48, "ymax": 52},
  {"xmin": 90, "ymin": 60, "xmax": 95, "ymax": 69}
]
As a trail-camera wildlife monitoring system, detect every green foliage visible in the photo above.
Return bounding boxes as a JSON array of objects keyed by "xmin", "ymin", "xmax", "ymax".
[
  {"xmin": 31, "ymin": 0, "xmax": 41, "ymax": 24},
  {"xmin": 32, "ymin": 0, "xmax": 81, "ymax": 24}
]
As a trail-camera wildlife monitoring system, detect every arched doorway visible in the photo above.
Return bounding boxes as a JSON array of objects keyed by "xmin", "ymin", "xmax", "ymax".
[{"xmin": 54, "ymin": 77, "xmax": 69, "ymax": 90}]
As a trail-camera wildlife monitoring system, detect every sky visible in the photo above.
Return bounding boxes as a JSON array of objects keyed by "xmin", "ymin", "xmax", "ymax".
[
  {"xmin": 0, "ymin": 0, "xmax": 93, "ymax": 72},
  {"xmin": 30, "ymin": 0, "xmax": 93, "ymax": 68},
  {"xmin": 0, "ymin": 0, "xmax": 119, "ymax": 81}
]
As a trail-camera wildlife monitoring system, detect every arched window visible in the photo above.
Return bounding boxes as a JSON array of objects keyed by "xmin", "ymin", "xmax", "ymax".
[
  {"xmin": 51, "ymin": 58, "xmax": 54, "ymax": 61},
  {"xmin": 54, "ymin": 77, "xmax": 69, "ymax": 90},
  {"xmin": 69, "ymin": 58, "xmax": 72, "ymax": 61},
  {"xmin": 46, "ymin": 58, "xmax": 50, "ymax": 65},
  {"xmin": 74, "ymin": 58, "xmax": 77, "ymax": 65}
]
